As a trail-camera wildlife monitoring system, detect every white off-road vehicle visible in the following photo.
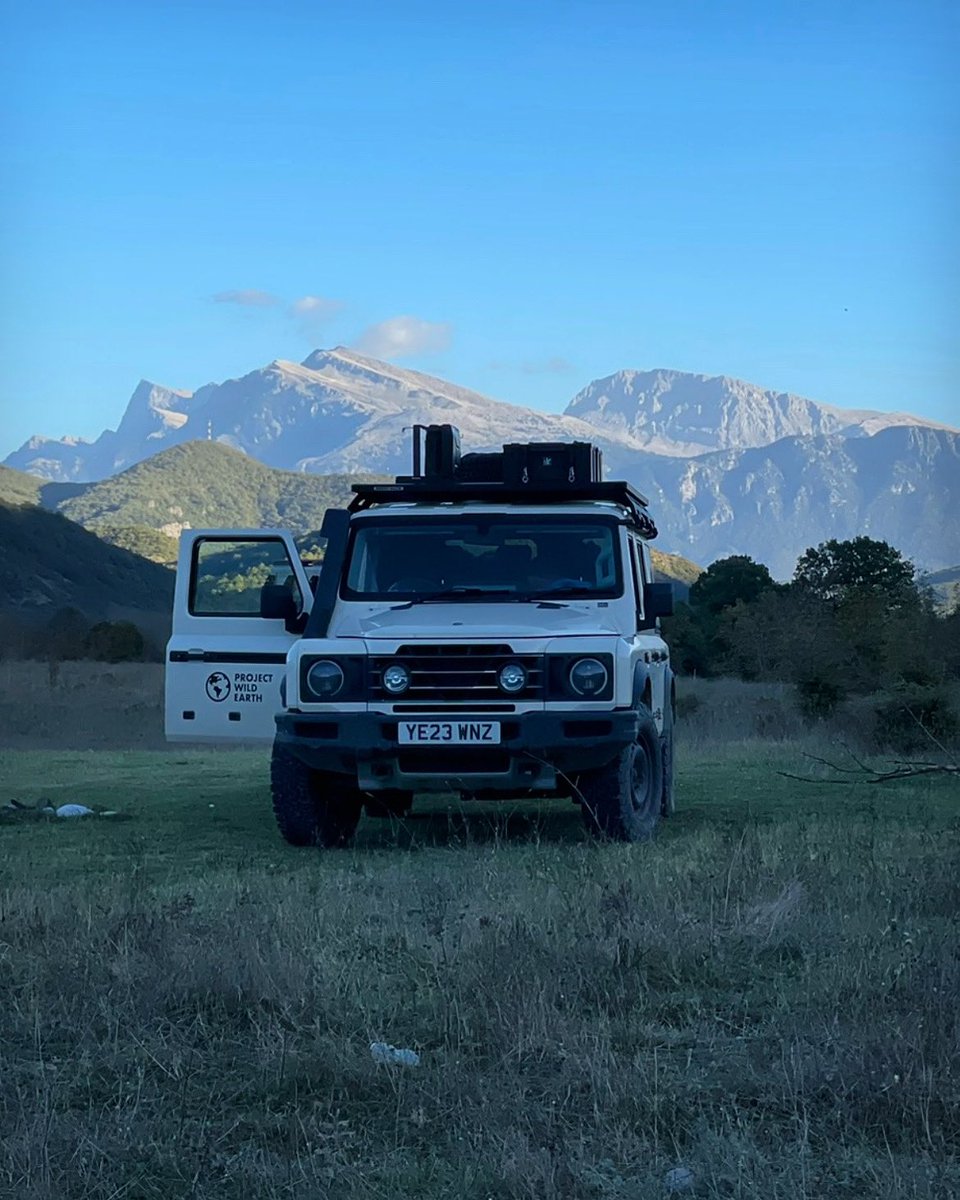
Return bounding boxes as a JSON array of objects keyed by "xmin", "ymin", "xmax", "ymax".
[{"xmin": 165, "ymin": 425, "xmax": 675, "ymax": 846}]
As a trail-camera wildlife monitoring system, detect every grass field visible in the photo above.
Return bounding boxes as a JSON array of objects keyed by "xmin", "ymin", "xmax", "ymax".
[{"xmin": 1, "ymin": 671, "xmax": 958, "ymax": 1198}]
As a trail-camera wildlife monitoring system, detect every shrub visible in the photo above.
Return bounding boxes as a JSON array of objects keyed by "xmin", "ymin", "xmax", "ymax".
[
  {"xmin": 82, "ymin": 621, "xmax": 146, "ymax": 663},
  {"xmin": 795, "ymin": 673, "xmax": 845, "ymax": 721},
  {"xmin": 872, "ymin": 686, "xmax": 959, "ymax": 753}
]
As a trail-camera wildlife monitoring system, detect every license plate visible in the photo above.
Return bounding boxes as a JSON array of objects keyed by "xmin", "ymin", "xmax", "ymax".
[{"xmin": 398, "ymin": 720, "xmax": 500, "ymax": 745}]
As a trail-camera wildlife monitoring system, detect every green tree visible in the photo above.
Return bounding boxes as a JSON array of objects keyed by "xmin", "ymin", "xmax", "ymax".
[
  {"xmin": 793, "ymin": 537, "xmax": 916, "ymax": 607},
  {"xmin": 688, "ymin": 555, "xmax": 777, "ymax": 616},
  {"xmin": 660, "ymin": 602, "xmax": 715, "ymax": 676},
  {"xmin": 720, "ymin": 587, "xmax": 861, "ymax": 688},
  {"xmin": 670, "ymin": 555, "xmax": 778, "ymax": 674}
]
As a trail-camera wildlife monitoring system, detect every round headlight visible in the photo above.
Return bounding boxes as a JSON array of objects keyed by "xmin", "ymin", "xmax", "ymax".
[
  {"xmin": 306, "ymin": 659, "xmax": 344, "ymax": 698},
  {"xmin": 382, "ymin": 663, "xmax": 411, "ymax": 694},
  {"xmin": 498, "ymin": 662, "xmax": 527, "ymax": 693},
  {"xmin": 569, "ymin": 657, "xmax": 608, "ymax": 696}
]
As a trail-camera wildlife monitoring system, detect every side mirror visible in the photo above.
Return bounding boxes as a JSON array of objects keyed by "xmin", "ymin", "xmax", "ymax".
[
  {"xmin": 320, "ymin": 507, "xmax": 351, "ymax": 540},
  {"xmin": 260, "ymin": 583, "xmax": 303, "ymax": 632},
  {"xmin": 643, "ymin": 581, "xmax": 675, "ymax": 622}
]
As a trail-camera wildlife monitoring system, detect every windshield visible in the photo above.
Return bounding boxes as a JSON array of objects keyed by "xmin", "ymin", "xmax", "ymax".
[{"xmin": 343, "ymin": 516, "xmax": 622, "ymax": 601}]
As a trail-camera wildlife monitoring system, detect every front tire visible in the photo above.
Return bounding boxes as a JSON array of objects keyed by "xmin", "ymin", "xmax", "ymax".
[
  {"xmin": 270, "ymin": 743, "xmax": 362, "ymax": 848},
  {"xmin": 579, "ymin": 706, "xmax": 664, "ymax": 842}
]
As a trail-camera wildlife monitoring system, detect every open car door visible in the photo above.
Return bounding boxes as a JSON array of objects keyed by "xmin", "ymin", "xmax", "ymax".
[{"xmin": 165, "ymin": 530, "xmax": 312, "ymax": 743}]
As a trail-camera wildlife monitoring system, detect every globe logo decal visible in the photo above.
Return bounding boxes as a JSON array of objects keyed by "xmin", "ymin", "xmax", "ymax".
[{"xmin": 205, "ymin": 672, "xmax": 231, "ymax": 702}]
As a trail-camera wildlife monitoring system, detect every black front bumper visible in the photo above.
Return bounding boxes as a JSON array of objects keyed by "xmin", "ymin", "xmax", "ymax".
[{"xmin": 275, "ymin": 709, "xmax": 640, "ymax": 792}]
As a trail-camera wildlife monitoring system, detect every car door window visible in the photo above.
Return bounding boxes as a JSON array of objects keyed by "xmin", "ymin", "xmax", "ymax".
[{"xmin": 189, "ymin": 537, "xmax": 303, "ymax": 616}]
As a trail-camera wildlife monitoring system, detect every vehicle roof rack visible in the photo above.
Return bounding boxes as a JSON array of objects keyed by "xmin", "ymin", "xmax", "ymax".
[
  {"xmin": 348, "ymin": 479, "xmax": 658, "ymax": 539},
  {"xmin": 345, "ymin": 425, "xmax": 658, "ymax": 537}
]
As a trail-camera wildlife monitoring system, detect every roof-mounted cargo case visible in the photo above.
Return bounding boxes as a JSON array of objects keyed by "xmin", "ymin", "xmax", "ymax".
[{"xmin": 349, "ymin": 423, "xmax": 658, "ymax": 539}]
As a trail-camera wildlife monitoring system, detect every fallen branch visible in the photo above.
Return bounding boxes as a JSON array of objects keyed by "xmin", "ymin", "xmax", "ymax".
[
  {"xmin": 779, "ymin": 738, "xmax": 959, "ymax": 785},
  {"xmin": 779, "ymin": 760, "xmax": 959, "ymax": 785}
]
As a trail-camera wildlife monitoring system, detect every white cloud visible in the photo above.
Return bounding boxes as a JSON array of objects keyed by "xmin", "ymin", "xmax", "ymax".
[
  {"xmin": 212, "ymin": 289, "xmax": 280, "ymax": 307},
  {"xmin": 289, "ymin": 295, "xmax": 344, "ymax": 339},
  {"xmin": 290, "ymin": 295, "xmax": 342, "ymax": 319},
  {"xmin": 353, "ymin": 315, "xmax": 453, "ymax": 360}
]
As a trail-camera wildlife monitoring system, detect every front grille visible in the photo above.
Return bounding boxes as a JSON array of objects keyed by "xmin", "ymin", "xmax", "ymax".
[{"xmin": 370, "ymin": 644, "xmax": 543, "ymax": 703}]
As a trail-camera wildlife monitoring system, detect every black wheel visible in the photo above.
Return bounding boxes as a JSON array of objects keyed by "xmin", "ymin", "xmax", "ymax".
[
  {"xmin": 578, "ymin": 706, "xmax": 664, "ymax": 842},
  {"xmin": 270, "ymin": 743, "xmax": 362, "ymax": 848},
  {"xmin": 661, "ymin": 675, "xmax": 676, "ymax": 817}
]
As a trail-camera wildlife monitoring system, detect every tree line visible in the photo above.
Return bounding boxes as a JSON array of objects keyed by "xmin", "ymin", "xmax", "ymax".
[
  {"xmin": 663, "ymin": 536, "xmax": 960, "ymax": 748},
  {"xmin": 0, "ymin": 608, "xmax": 156, "ymax": 664}
]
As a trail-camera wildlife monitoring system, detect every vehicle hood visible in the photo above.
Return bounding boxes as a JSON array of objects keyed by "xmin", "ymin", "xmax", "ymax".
[{"xmin": 333, "ymin": 602, "xmax": 622, "ymax": 639}]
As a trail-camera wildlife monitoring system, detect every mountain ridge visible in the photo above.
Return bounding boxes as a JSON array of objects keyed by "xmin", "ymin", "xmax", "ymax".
[
  {"xmin": 9, "ymin": 347, "xmax": 953, "ymax": 483},
  {"xmin": 564, "ymin": 367, "xmax": 954, "ymax": 457},
  {"xmin": 4, "ymin": 349, "xmax": 956, "ymax": 577}
]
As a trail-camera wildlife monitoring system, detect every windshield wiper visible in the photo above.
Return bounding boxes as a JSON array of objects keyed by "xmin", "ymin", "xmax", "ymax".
[
  {"xmin": 522, "ymin": 585, "xmax": 600, "ymax": 600},
  {"xmin": 387, "ymin": 584, "xmax": 601, "ymax": 610},
  {"xmin": 388, "ymin": 587, "xmax": 524, "ymax": 610}
]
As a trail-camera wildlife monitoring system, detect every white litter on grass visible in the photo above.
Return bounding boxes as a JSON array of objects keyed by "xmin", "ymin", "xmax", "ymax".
[
  {"xmin": 370, "ymin": 1042, "xmax": 420, "ymax": 1067},
  {"xmin": 664, "ymin": 1166, "xmax": 695, "ymax": 1192},
  {"xmin": 55, "ymin": 804, "xmax": 95, "ymax": 819}
]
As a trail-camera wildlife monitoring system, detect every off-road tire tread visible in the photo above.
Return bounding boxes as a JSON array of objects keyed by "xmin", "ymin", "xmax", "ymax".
[
  {"xmin": 270, "ymin": 744, "xmax": 362, "ymax": 848},
  {"xmin": 579, "ymin": 706, "xmax": 664, "ymax": 842}
]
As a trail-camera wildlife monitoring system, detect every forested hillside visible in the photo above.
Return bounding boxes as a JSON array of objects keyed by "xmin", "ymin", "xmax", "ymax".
[
  {"xmin": 0, "ymin": 465, "xmax": 42, "ymax": 506},
  {"xmin": 0, "ymin": 501, "xmax": 173, "ymax": 618},
  {"xmin": 3, "ymin": 441, "xmax": 703, "ymax": 586}
]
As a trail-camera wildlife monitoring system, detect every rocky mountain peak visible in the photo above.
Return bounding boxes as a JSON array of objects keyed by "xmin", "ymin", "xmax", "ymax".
[
  {"xmin": 4, "ymin": 352, "xmax": 956, "ymax": 575},
  {"xmin": 112, "ymin": 380, "xmax": 193, "ymax": 451},
  {"xmin": 563, "ymin": 367, "xmax": 952, "ymax": 457}
]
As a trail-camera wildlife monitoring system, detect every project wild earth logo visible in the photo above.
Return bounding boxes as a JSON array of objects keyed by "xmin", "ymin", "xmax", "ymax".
[{"xmin": 205, "ymin": 672, "xmax": 231, "ymax": 702}]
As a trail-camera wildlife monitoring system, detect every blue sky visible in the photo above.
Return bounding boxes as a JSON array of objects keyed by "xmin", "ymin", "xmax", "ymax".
[{"xmin": 1, "ymin": 0, "xmax": 957, "ymax": 454}]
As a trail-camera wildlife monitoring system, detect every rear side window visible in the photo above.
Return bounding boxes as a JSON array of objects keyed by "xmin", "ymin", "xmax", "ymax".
[
  {"xmin": 632, "ymin": 536, "xmax": 650, "ymax": 587},
  {"xmin": 627, "ymin": 534, "xmax": 644, "ymax": 620},
  {"xmin": 189, "ymin": 538, "xmax": 303, "ymax": 616}
]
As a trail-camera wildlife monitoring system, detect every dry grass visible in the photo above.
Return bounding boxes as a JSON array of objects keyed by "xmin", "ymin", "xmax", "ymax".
[
  {"xmin": 0, "ymin": 668, "xmax": 957, "ymax": 1198},
  {"xmin": 0, "ymin": 662, "xmax": 950, "ymax": 759},
  {"xmin": 0, "ymin": 661, "xmax": 166, "ymax": 750},
  {"xmin": 675, "ymin": 678, "xmax": 801, "ymax": 746}
]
